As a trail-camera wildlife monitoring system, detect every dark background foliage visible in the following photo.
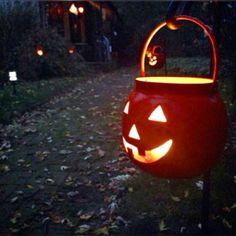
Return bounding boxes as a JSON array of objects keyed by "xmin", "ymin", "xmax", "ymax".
[
  {"xmin": 16, "ymin": 27, "xmax": 85, "ymax": 81},
  {"xmin": 0, "ymin": 2, "xmax": 85, "ymax": 86},
  {"xmin": 113, "ymin": 1, "xmax": 236, "ymax": 65}
]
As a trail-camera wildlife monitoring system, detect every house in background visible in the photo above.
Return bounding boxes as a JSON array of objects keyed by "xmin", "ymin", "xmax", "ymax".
[{"xmin": 38, "ymin": 1, "xmax": 119, "ymax": 62}]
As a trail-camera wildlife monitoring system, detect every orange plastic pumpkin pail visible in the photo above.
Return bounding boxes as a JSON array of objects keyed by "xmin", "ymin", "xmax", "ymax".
[{"xmin": 122, "ymin": 16, "xmax": 228, "ymax": 178}]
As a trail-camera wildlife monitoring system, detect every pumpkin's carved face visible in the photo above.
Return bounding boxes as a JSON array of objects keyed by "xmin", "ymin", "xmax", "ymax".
[
  {"xmin": 122, "ymin": 101, "xmax": 173, "ymax": 163},
  {"xmin": 146, "ymin": 45, "xmax": 165, "ymax": 69}
]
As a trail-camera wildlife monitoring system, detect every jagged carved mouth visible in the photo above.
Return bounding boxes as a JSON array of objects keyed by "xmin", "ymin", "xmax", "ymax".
[{"xmin": 123, "ymin": 137, "xmax": 173, "ymax": 163}]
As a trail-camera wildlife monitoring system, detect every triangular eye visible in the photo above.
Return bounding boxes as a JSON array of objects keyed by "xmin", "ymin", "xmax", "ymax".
[
  {"xmin": 123, "ymin": 101, "xmax": 130, "ymax": 114},
  {"xmin": 148, "ymin": 105, "xmax": 167, "ymax": 122},
  {"xmin": 129, "ymin": 124, "xmax": 140, "ymax": 140}
]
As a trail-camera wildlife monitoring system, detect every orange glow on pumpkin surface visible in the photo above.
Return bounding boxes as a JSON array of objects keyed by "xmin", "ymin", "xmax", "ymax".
[
  {"xmin": 123, "ymin": 101, "xmax": 130, "ymax": 114},
  {"xmin": 128, "ymin": 124, "xmax": 140, "ymax": 140},
  {"xmin": 123, "ymin": 137, "xmax": 173, "ymax": 163},
  {"xmin": 148, "ymin": 105, "xmax": 167, "ymax": 122},
  {"xmin": 136, "ymin": 76, "xmax": 213, "ymax": 84},
  {"xmin": 124, "ymin": 105, "xmax": 173, "ymax": 163}
]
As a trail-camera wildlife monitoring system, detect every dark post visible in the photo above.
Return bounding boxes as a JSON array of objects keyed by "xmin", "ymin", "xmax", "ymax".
[
  {"xmin": 12, "ymin": 81, "xmax": 16, "ymax": 95},
  {"xmin": 201, "ymin": 170, "xmax": 211, "ymax": 234}
]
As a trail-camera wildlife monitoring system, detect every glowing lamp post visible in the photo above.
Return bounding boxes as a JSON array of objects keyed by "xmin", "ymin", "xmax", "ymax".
[
  {"xmin": 122, "ymin": 16, "xmax": 228, "ymax": 178},
  {"xmin": 9, "ymin": 71, "xmax": 17, "ymax": 95}
]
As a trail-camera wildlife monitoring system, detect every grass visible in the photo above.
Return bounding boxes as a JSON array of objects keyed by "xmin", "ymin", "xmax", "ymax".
[
  {"xmin": 0, "ymin": 76, "xmax": 85, "ymax": 124},
  {"xmin": 117, "ymin": 162, "xmax": 236, "ymax": 235}
]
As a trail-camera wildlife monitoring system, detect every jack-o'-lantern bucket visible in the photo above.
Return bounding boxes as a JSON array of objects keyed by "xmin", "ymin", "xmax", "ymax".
[{"xmin": 122, "ymin": 15, "xmax": 228, "ymax": 178}]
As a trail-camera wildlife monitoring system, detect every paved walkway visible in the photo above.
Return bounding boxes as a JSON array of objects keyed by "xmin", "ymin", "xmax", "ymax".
[{"xmin": 0, "ymin": 67, "xmax": 137, "ymax": 235}]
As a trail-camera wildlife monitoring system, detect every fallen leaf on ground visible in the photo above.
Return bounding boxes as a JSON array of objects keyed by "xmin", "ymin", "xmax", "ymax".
[
  {"xmin": 61, "ymin": 218, "xmax": 74, "ymax": 227},
  {"xmin": 59, "ymin": 150, "xmax": 72, "ymax": 155},
  {"xmin": 196, "ymin": 181, "xmax": 203, "ymax": 190},
  {"xmin": 184, "ymin": 190, "xmax": 189, "ymax": 198},
  {"xmin": 111, "ymin": 174, "xmax": 131, "ymax": 182},
  {"xmin": 45, "ymin": 178, "xmax": 55, "ymax": 184},
  {"xmin": 24, "ymin": 127, "xmax": 37, "ymax": 133},
  {"xmin": 86, "ymin": 147, "xmax": 95, "ymax": 152},
  {"xmin": 60, "ymin": 165, "xmax": 69, "ymax": 171},
  {"xmin": 171, "ymin": 195, "xmax": 181, "ymax": 202},
  {"xmin": 93, "ymin": 226, "xmax": 109, "ymax": 235},
  {"xmin": 49, "ymin": 212, "xmax": 63, "ymax": 224},
  {"xmin": 67, "ymin": 191, "xmax": 79, "ymax": 198},
  {"xmin": 128, "ymin": 187, "xmax": 133, "ymax": 192},
  {"xmin": 123, "ymin": 167, "xmax": 137, "ymax": 175},
  {"xmin": 0, "ymin": 140, "xmax": 11, "ymax": 150},
  {"xmin": 222, "ymin": 219, "xmax": 232, "ymax": 229},
  {"xmin": 180, "ymin": 226, "xmax": 186, "ymax": 233},
  {"xmin": 97, "ymin": 148, "xmax": 106, "ymax": 158},
  {"xmin": 74, "ymin": 224, "xmax": 91, "ymax": 234},
  {"xmin": 9, "ymin": 228, "xmax": 20, "ymax": 233},
  {"xmin": 231, "ymin": 203, "xmax": 236, "ymax": 209},
  {"xmin": 35, "ymin": 151, "xmax": 50, "ymax": 161},
  {"xmin": 10, "ymin": 196, "xmax": 18, "ymax": 203},
  {"xmin": 108, "ymin": 202, "xmax": 118, "ymax": 215},
  {"xmin": 80, "ymin": 212, "xmax": 94, "ymax": 220},
  {"xmin": 0, "ymin": 164, "xmax": 10, "ymax": 172},
  {"xmin": 159, "ymin": 220, "xmax": 169, "ymax": 231},
  {"xmin": 10, "ymin": 212, "xmax": 21, "ymax": 224},
  {"xmin": 0, "ymin": 155, "xmax": 8, "ymax": 160},
  {"xmin": 27, "ymin": 184, "xmax": 34, "ymax": 189}
]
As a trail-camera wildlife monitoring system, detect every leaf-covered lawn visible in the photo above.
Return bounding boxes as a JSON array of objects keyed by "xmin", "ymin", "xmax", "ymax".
[{"xmin": 0, "ymin": 64, "xmax": 236, "ymax": 235}]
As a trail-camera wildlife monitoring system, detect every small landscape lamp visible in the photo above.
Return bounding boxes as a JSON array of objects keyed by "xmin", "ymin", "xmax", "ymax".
[
  {"xmin": 67, "ymin": 46, "xmax": 75, "ymax": 55},
  {"xmin": 36, "ymin": 46, "xmax": 44, "ymax": 57},
  {"xmin": 9, "ymin": 71, "xmax": 17, "ymax": 82},
  {"xmin": 122, "ymin": 16, "xmax": 228, "ymax": 178},
  {"xmin": 9, "ymin": 71, "xmax": 17, "ymax": 94}
]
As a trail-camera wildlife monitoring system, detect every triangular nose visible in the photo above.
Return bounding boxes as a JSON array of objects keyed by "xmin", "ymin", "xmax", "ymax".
[{"xmin": 128, "ymin": 124, "xmax": 140, "ymax": 140}]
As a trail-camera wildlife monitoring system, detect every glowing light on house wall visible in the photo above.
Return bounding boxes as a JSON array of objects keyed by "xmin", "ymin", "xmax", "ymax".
[
  {"xmin": 78, "ymin": 6, "xmax": 84, "ymax": 14},
  {"xmin": 69, "ymin": 3, "xmax": 78, "ymax": 15}
]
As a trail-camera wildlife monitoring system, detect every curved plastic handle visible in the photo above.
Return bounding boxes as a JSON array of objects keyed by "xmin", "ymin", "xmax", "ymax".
[{"xmin": 140, "ymin": 15, "xmax": 217, "ymax": 81}]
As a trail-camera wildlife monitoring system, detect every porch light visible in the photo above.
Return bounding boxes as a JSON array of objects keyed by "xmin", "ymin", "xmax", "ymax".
[
  {"xmin": 78, "ymin": 6, "xmax": 84, "ymax": 14},
  {"xmin": 69, "ymin": 3, "xmax": 78, "ymax": 15}
]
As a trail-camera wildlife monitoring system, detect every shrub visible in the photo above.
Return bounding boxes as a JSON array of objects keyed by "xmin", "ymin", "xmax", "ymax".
[
  {"xmin": 0, "ymin": 2, "xmax": 86, "ymax": 82},
  {"xmin": 0, "ymin": 2, "xmax": 37, "ymax": 71},
  {"xmin": 16, "ymin": 27, "xmax": 85, "ymax": 80}
]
